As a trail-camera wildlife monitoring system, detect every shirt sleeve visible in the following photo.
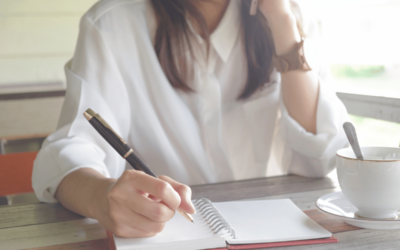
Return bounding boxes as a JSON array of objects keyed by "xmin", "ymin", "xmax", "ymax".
[
  {"xmin": 32, "ymin": 14, "xmax": 130, "ymax": 202},
  {"xmin": 278, "ymin": 3, "xmax": 349, "ymax": 178}
]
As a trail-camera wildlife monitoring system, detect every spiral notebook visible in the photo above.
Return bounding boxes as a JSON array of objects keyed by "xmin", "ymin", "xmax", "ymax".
[{"xmin": 110, "ymin": 199, "xmax": 335, "ymax": 250}]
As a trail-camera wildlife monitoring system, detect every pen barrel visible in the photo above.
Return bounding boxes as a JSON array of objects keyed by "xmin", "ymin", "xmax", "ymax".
[
  {"xmin": 125, "ymin": 153, "xmax": 158, "ymax": 178},
  {"xmin": 88, "ymin": 117, "xmax": 130, "ymax": 157},
  {"xmin": 88, "ymin": 115, "xmax": 157, "ymax": 178}
]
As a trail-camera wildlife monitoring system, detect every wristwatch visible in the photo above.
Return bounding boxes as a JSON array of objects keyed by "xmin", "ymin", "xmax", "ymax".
[{"xmin": 272, "ymin": 39, "xmax": 311, "ymax": 73}]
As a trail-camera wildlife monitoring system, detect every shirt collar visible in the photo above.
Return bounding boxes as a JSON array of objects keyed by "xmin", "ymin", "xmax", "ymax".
[{"xmin": 210, "ymin": 0, "xmax": 241, "ymax": 63}]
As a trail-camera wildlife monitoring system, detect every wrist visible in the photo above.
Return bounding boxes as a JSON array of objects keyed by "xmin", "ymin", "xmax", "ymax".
[{"xmin": 89, "ymin": 177, "xmax": 116, "ymax": 219}]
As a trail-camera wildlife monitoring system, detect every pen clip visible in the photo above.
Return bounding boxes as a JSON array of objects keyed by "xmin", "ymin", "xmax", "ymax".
[{"xmin": 250, "ymin": 0, "xmax": 259, "ymax": 16}]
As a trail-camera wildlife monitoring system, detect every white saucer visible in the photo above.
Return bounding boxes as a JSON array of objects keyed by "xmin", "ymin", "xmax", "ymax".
[{"xmin": 316, "ymin": 191, "xmax": 400, "ymax": 230}]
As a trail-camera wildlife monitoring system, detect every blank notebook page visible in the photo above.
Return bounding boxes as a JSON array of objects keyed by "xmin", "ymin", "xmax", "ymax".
[
  {"xmin": 114, "ymin": 212, "xmax": 226, "ymax": 250},
  {"xmin": 214, "ymin": 199, "xmax": 332, "ymax": 245}
]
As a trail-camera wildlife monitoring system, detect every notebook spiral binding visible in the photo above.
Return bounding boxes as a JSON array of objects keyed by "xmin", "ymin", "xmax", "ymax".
[{"xmin": 193, "ymin": 198, "xmax": 236, "ymax": 239}]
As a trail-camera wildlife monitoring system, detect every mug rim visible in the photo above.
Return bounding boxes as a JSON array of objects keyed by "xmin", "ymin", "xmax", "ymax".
[{"xmin": 337, "ymin": 146, "xmax": 400, "ymax": 162}]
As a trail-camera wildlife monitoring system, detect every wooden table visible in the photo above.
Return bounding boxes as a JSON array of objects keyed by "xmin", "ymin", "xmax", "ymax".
[{"xmin": 1, "ymin": 174, "xmax": 400, "ymax": 249}]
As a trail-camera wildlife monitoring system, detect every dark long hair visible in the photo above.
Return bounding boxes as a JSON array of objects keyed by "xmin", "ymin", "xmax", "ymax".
[{"xmin": 151, "ymin": 0, "xmax": 300, "ymax": 99}]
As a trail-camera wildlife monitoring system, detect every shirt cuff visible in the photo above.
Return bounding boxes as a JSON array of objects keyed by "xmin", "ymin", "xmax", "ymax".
[{"xmin": 32, "ymin": 136, "xmax": 110, "ymax": 203}]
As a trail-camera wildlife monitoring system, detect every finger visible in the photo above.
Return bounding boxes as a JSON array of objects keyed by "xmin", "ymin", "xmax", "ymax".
[
  {"xmin": 109, "ymin": 204, "xmax": 166, "ymax": 236},
  {"xmin": 122, "ymin": 170, "xmax": 181, "ymax": 210},
  {"xmin": 159, "ymin": 175, "xmax": 196, "ymax": 214},
  {"xmin": 127, "ymin": 192, "xmax": 175, "ymax": 222}
]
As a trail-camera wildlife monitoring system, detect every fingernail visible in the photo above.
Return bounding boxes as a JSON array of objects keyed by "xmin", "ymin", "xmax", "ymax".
[{"xmin": 186, "ymin": 195, "xmax": 196, "ymax": 214}]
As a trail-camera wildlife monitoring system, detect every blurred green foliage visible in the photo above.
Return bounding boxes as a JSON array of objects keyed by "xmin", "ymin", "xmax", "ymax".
[
  {"xmin": 350, "ymin": 115, "xmax": 400, "ymax": 147},
  {"xmin": 331, "ymin": 65, "xmax": 385, "ymax": 78}
]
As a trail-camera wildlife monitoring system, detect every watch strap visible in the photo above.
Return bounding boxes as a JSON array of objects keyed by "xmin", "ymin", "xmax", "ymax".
[{"xmin": 272, "ymin": 39, "xmax": 311, "ymax": 73}]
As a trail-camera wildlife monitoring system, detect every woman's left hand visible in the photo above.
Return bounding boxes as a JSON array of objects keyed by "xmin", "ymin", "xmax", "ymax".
[
  {"xmin": 258, "ymin": 0, "xmax": 292, "ymax": 20},
  {"xmin": 256, "ymin": 0, "xmax": 300, "ymax": 55}
]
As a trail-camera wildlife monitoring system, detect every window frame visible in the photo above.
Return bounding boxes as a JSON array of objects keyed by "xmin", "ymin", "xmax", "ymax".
[{"xmin": 337, "ymin": 92, "xmax": 400, "ymax": 123}]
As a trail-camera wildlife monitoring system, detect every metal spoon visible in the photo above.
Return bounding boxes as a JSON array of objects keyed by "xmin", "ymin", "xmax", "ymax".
[{"xmin": 343, "ymin": 122, "xmax": 364, "ymax": 160}]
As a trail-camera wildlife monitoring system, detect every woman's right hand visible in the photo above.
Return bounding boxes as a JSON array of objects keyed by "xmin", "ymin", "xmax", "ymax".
[{"xmin": 92, "ymin": 170, "xmax": 196, "ymax": 238}]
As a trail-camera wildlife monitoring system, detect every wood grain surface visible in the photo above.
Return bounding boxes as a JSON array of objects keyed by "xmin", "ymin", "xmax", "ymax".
[
  {"xmin": 191, "ymin": 175, "xmax": 337, "ymax": 202},
  {"xmin": 0, "ymin": 175, "xmax": 337, "ymax": 230},
  {"xmin": 0, "ymin": 218, "xmax": 106, "ymax": 250},
  {"xmin": 0, "ymin": 202, "xmax": 82, "ymax": 229},
  {"xmin": 2, "ymin": 175, "xmax": 400, "ymax": 250},
  {"xmin": 27, "ymin": 239, "xmax": 109, "ymax": 250}
]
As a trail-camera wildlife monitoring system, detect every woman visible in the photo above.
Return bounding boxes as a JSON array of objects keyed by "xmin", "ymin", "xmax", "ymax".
[{"xmin": 32, "ymin": 0, "xmax": 348, "ymax": 238}]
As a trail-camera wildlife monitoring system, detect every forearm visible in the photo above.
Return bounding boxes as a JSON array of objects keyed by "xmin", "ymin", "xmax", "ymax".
[
  {"xmin": 266, "ymin": 11, "xmax": 319, "ymax": 134},
  {"xmin": 55, "ymin": 168, "xmax": 116, "ymax": 218},
  {"xmin": 55, "ymin": 167, "xmax": 195, "ymax": 238}
]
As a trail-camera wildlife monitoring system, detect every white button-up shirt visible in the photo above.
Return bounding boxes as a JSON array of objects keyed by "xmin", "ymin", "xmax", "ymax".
[{"xmin": 32, "ymin": 0, "xmax": 348, "ymax": 202}]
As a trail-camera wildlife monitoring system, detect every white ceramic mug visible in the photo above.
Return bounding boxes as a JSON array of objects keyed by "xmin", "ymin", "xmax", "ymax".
[{"xmin": 336, "ymin": 147, "xmax": 400, "ymax": 219}]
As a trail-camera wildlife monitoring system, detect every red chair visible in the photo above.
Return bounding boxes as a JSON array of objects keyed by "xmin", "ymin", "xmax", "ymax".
[{"xmin": 0, "ymin": 151, "xmax": 37, "ymax": 196}]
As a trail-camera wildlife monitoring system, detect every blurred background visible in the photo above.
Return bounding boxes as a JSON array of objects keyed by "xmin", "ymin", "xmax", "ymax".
[
  {"xmin": 299, "ymin": 0, "xmax": 400, "ymax": 147},
  {"xmin": 0, "ymin": 0, "xmax": 399, "ymax": 154}
]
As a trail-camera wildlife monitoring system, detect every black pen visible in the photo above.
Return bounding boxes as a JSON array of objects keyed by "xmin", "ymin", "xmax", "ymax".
[{"xmin": 83, "ymin": 108, "xmax": 194, "ymax": 223}]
